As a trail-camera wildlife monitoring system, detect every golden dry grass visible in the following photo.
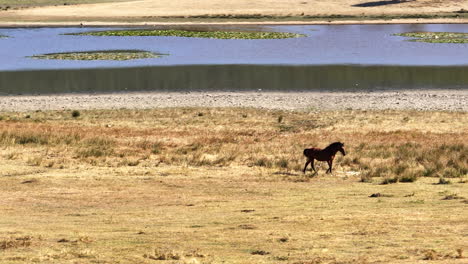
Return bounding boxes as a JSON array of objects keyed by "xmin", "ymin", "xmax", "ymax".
[{"xmin": 0, "ymin": 108, "xmax": 467, "ymax": 263}]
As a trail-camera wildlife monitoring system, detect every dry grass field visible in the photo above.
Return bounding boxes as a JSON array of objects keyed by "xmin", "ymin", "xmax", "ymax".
[{"xmin": 0, "ymin": 107, "xmax": 467, "ymax": 263}]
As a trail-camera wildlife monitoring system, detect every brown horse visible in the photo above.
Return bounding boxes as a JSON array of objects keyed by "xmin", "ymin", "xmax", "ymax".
[{"xmin": 303, "ymin": 142, "xmax": 346, "ymax": 174}]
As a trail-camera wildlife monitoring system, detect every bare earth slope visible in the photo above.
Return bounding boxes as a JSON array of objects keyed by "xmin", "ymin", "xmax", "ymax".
[{"xmin": 2, "ymin": 0, "xmax": 468, "ymax": 25}]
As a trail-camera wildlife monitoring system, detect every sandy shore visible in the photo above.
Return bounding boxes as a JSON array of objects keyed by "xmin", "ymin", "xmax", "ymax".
[
  {"xmin": 1, "ymin": 0, "xmax": 467, "ymax": 26},
  {"xmin": 0, "ymin": 90, "xmax": 466, "ymax": 112}
]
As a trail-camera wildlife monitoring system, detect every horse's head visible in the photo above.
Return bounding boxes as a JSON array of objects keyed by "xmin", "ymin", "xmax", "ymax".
[{"xmin": 333, "ymin": 142, "xmax": 346, "ymax": 156}]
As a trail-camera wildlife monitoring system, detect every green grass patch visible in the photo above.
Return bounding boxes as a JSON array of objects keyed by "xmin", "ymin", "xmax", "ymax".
[
  {"xmin": 69, "ymin": 29, "xmax": 306, "ymax": 39},
  {"xmin": 29, "ymin": 50, "xmax": 164, "ymax": 61},
  {"xmin": 394, "ymin": 32, "xmax": 468, "ymax": 44}
]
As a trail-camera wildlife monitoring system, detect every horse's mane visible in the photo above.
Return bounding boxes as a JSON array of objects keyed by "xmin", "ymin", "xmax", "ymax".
[{"xmin": 324, "ymin": 142, "xmax": 343, "ymax": 151}]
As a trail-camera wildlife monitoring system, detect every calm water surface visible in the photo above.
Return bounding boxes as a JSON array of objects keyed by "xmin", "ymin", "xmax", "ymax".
[
  {"xmin": 1, "ymin": 24, "xmax": 468, "ymax": 94},
  {"xmin": 1, "ymin": 24, "xmax": 468, "ymax": 71}
]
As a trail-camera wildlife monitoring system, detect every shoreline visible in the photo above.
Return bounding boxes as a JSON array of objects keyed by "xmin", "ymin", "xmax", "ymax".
[{"xmin": 1, "ymin": 90, "xmax": 467, "ymax": 112}]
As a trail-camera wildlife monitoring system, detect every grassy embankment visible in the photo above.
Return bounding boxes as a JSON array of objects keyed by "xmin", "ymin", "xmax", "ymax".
[{"xmin": 0, "ymin": 108, "xmax": 466, "ymax": 263}]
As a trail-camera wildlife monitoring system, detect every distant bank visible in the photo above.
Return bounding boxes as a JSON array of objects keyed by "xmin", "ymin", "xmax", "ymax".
[{"xmin": 1, "ymin": 0, "xmax": 468, "ymax": 26}]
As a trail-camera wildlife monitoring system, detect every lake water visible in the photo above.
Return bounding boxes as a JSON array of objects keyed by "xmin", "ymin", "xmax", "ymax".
[{"xmin": 1, "ymin": 24, "xmax": 468, "ymax": 94}]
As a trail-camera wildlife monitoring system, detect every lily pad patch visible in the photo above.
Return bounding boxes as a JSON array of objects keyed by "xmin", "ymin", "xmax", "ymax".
[
  {"xmin": 394, "ymin": 32, "xmax": 468, "ymax": 44},
  {"xmin": 29, "ymin": 50, "xmax": 165, "ymax": 61}
]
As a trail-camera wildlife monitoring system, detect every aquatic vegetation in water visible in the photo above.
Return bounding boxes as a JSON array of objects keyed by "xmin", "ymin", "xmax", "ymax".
[
  {"xmin": 395, "ymin": 32, "xmax": 468, "ymax": 44},
  {"xmin": 0, "ymin": 35, "xmax": 7, "ymax": 38},
  {"xmin": 69, "ymin": 29, "xmax": 305, "ymax": 39},
  {"xmin": 29, "ymin": 50, "xmax": 165, "ymax": 61}
]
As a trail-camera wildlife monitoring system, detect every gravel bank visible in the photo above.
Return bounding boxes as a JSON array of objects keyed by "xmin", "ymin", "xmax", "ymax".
[{"xmin": 0, "ymin": 90, "xmax": 466, "ymax": 112}]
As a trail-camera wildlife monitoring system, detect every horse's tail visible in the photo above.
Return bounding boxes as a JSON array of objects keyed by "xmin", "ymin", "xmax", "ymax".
[{"xmin": 303, "ymin": 148, "xmax": 312, "ymax": 158}]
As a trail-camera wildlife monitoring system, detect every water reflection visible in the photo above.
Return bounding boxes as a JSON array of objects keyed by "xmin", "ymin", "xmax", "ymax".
[
  {"xmin": 1, "ymin": 65, "xmax": 467, "ymax": 95},
  {"xmin": 1, "ymin": 24, "xmax": 468, "ymax": 94}
]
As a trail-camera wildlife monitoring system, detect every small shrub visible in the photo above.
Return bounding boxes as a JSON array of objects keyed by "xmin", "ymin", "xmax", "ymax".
[
  {"xmin": 342, "ymin": 156, "xmax": 361, "ymax": 167},
  {"xmin": 381, "ymin": 176, "xmax": 399, "ymax": 185},
  {"xmin": 5, "ymin": 152, "xmax": 18, "ymax": 160},
  {"xmin": 278, "ymin": 124, "xmax": 296, "ymax": 132},
  {"xmin": 254, "ymin": 157, "xmax": 271, "ymax": 167},
  {"xmin": 365, "ymin": 166, "xmax": 390, "ymax": 178},
  {"xmin": 274, "ymin": 256, "xmax": 289, "ymax": 261},
  {"xmin": 137, "ymin": 140, "xmax": 164, "ymax": 154},
  {"xmin": 356, "ymin": 143, "xmax": 366, "ymax": 152},
  {"xmin": 71, "ymin": 110, "xmax": 81, "ymax": 118},
  {"xmin": 437, "ymin": 177, "xmax": 451, "ymax": 184},
  {"xmin": 143, "ymin": 248, "xmax": 206, "ymax": 261},
  {"xmin": 277, "ymin": 115, "xmax": 283, "ymax": 123},
  {"xmin": 359, "ymin": 163, "xmax": 370, "ymax": 170},
  {"xmin": 408, "ymin": 199, "xmax": 425, "ymax": 204},
  {"xmin": 239, "ymin": 224, "xmax": 257, "ymax": 230},
  {"xmin": 393, "ymin": 163, "xmax": 408, "ymax": 175},
  {"xmin": 143, "ymin": 249, "xmax": 182, "ymax": 260},
  {"xmin": 277, "ymin": 237, "xmax": 289, "ymax": 243},
  {"xmin": 0, "ymin": 236, "xmax": 32, "ymax": 250},
  {"xmin": 16, "ymin": 133, "xmax": 49, "ymax": 145},
  {"xmin": 251, "ymin": 250, "xmax": 270, "ymax": 255},
  {"xmin": 119, "ymin": 159, "xmax": 140, "ymax": 167},
  {"xmin": 422, "ymin": 167, "xmax": 437, "ymax": 177},
  {"xmin": 276, "ymin": 158, "xmax": 289, "ymax": 169},
  {"xmin": 78, "ymin": 147, "xmax": 112, "ymax": 158},
  {"xmin": 399, "ymin": 171, "xmax": 419, "ymax": 183},
  {"xmin": 443, "ymin": 167, "xmax": 464, "ymax": 178},
  {"xmin": 423, "ymin": 250, "xmax": 438, "ymax": 260},
  {"xmin": 176, "ymin": 143, "xmax": 202, "ymax": 155},
  {"xmin": 151, "ymin": 143, "xmax": 163, "ymax": 154},
  {"xmin": 442, "ymin": 193, "xmax": 464, "ymax": 200},
  {"xmin": 360, "ymin": 173, "xmax": 373, "ymax": 183}
]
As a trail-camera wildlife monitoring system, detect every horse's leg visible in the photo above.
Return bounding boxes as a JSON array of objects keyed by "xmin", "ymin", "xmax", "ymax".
[
  {"xmin": 303, "ymin": 159, "xmax": 311, "ymax": 173},
  {"xmin": 311, "ymin": 159, "xmax": 317, "ymax": 173},
  {"xmin": 326, "ymin": 160, "xmax": 333, "ymax": 173}
]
